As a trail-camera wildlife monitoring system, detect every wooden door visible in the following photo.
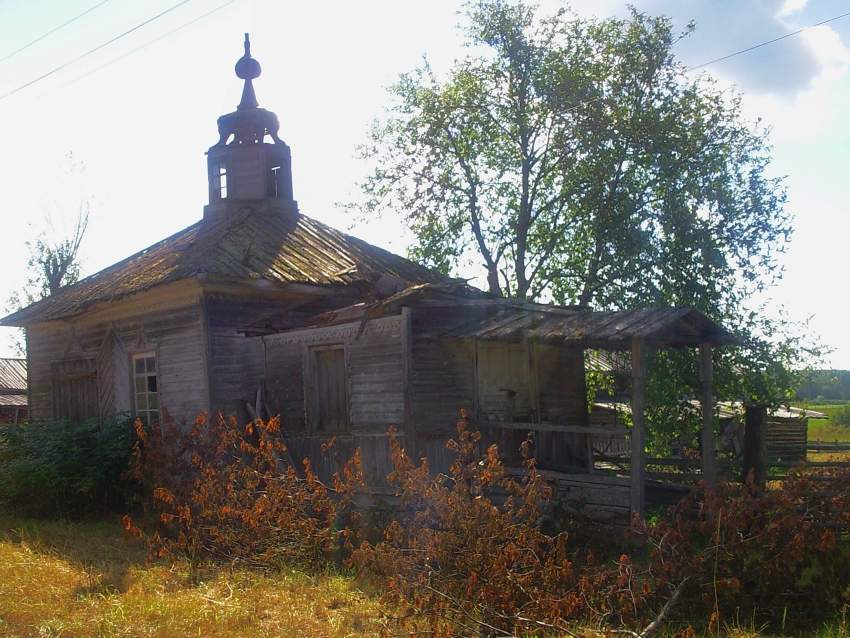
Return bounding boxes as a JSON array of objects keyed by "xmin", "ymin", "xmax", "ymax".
[{"xmin": 312, "ymin": 346, "xmax": 348, "ymax": 432}]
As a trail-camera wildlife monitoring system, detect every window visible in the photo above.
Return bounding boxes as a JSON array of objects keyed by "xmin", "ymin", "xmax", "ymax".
[
  {"xmin": 133, "ymin": 353, "xmax": 159, "ymax": 425},
  {"xmin": 268, "ymin": 165, "xmax": 281, "ymax": 197},
  {"xmin": 213, "ymin": 163, "xmax": 228, "ymax": 199},
  {"xmin": 309, "ymin": 345, "xmax": 348, "ymax": 432}
]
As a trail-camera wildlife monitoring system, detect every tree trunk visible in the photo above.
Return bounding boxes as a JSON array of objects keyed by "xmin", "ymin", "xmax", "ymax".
[{"xmin": 742, "ymin": 404, "xmax": 768, "ymax": 490}]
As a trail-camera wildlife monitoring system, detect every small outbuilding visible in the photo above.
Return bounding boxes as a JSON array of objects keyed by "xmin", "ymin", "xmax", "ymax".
[{"xmin": 0, "ymin": 358, "xmax": 27, "ymax": 423}]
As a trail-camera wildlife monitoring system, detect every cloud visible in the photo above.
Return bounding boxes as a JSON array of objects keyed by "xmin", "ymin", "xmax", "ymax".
[
  {"xmin": 640, "ymin": 0, "xmax": 823, "ymax": 95},
  {"xmin": 570, "ymin": 0, "xmax": 850, "ymax": 97},
  {"xmin": 779, "ymin": 0, "xmax": 809, "ymax": 17}
]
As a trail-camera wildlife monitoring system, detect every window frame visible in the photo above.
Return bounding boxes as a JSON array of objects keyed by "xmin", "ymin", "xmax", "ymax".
[
  {"xmin": 268, "ymin": 164, "xmax": 281, "ymax": 197},
  {"xmin": 212, "ymin": 162, "xmax": 228, "ymax": 199},
  {"xmin": 132, "ymin": 351, "xmax": 159, "ymax": 426}
]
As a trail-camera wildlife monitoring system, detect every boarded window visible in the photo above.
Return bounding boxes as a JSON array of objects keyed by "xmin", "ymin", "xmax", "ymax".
[
  {"xmin": 310, "ymin": 345, "xmax": 348, "ymax": 432},
  {"xmin": 133, "ymin": 352, "xmax": 159, "ymax": 426},
  {"xmin": 52, "ymin": 359, "xmax": 98, "ymax": 423}
]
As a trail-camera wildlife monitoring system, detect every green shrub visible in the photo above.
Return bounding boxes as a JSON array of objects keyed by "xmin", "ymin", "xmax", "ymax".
[
  {"xmin": 833, "ymin": 404, "xmax": 850, "ymax": 427},
  {"xmin": 0, "ymin": 416, "xmax": 137, "ymax": 517}
]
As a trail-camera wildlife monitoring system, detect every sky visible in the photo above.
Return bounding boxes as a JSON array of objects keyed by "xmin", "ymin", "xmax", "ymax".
[{"xmin": 0, "ymin": 0, "xmax": 848, "ymax": 366}]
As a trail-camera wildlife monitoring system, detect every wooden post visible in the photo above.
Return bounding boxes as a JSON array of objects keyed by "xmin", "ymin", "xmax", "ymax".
[
  {"xmin": 699, "ymin": 343, "xmax": 717, "ymax": 486},
  {"xmin": 742, "ymin": 404, "xmax": 767, "ymax": 490},
  {"xmin": 630, "ymin": 338, "xmax": 646, "ymax": 519},
  {"xmin": 401, "ymin": 306, "xmax": 415, "ymax": 458}
]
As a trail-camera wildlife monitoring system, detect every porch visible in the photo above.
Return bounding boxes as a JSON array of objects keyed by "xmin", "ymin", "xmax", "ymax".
[
  {"xmin": 417, "ymin": 303, "xmax": 739, "ymax": 520},
  {"xmin": 271, "ymin": 283, "xmax": 739, "ymax": 521}
]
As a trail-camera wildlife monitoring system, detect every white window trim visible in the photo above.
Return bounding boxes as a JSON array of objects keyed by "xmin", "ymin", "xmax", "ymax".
[{"xmin": 132, "ymin": 351, "xmax": 159, "ymax": 425}]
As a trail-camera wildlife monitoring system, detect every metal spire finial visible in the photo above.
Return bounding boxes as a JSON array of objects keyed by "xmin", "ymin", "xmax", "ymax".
[{"xmin": 235, "ymin": 33, "xmax": 261, "ymax": 110}]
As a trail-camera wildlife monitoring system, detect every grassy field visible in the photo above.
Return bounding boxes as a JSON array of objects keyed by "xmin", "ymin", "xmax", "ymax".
[
  {"xmin": 806, "ymin": 403, "xmax": 850, "ymax": 443},
  {"xmin": 0, "ymin": 515, "xmax": 385, "ymax": 637},
  {"xmin": 804, "ymin": 402, "xmax": 850, "ymax": 462},
  {"xmin": 0, "ymin": 514, "xmax": 848, "ymax": 637}
]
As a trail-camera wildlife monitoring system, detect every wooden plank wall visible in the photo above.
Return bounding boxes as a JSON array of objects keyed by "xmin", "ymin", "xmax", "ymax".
[
  {"xmin": 409, "ymin": 327, "xmax": 476, "ymax": 474},
  {"xmin": 533, "ymin": 343, "xmax": 590, "ymax": 471},
  {"xmin": 26, "ymin": 303, "xmax": 208, "ymax": 424},
  {"xmin": 766, "ymin": 417, "xmax": 808, "ymax": 464},
  {"xmin": 408, "ymin": 312, "xmax": 590, "ymax": 474},
  {"xmin": 476, "ymin": 340, "xmax": 533, "ymax": 421},
  {"xmin": 535, "ymin": 344, "xmax": 587, "ymax": 425},
  {"xmin": 204, "ymin": 295, "xmax": 280, "ymax": 419},
  {"xmin": 261, "ymin": 315, "xmax": 405, "ymax": 486}
]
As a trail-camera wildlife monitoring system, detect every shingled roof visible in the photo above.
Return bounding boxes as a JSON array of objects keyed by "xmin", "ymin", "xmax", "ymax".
[{"xmin": 1, "ymin": 209, "xmax": 454, "ymax": 326}]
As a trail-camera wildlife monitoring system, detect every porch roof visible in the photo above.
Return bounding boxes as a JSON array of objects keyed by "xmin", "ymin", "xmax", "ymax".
[
  {"xmin": 303, "ymin": 284, "xmax": 738, "ymax": 349},
  {"xmin": 428, "ymin": 305, "xmax": 736, "ymax": 349}
]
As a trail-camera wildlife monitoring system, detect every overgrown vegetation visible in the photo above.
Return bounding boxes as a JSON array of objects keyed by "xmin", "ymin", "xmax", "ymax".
[
  {"xmin": 350, "ymin": 419, "xmax": 850, "ymax": 636},
  {"xmin": 123, "ymin": 413, "xmax": 364, "ymax": 569},
  {"xmin": 0, "ymin": 416, "xmax": 136, "ymax": 517},
  {"xmin": 123, "ymin": 414, "xmax": 850, "ymax": 637},
  {"xmin": 2, "ymin": 409, "xmax": 847, "ymax": 635}
]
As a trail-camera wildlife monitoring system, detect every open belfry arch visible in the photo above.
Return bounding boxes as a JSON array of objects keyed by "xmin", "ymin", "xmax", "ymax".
[{"xmin": 0, "ymin": 34, "xmax": 739, "ymax": 523}]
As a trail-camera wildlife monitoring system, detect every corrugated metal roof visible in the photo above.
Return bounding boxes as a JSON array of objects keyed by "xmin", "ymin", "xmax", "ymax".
[
  {"xmin": 1, "ymin": 209, "xmax": 454, "ymax": 326},
  {"xmin": 0, "ymin": 394, "xmax": 27, "ymax": 407},
  {"xmin": 0, "ymin": 358, "xmax": 26, "ymax": 393}
]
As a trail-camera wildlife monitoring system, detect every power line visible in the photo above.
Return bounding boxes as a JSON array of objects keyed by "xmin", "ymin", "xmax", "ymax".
[
  {"xmin": 557, "ymin": 7, "xmax": 850, "ymax": 115},
  {"xmin": 0, "ymin": 0, "xmax": 113, "ymax": 65},
  {"xmin": 687, "ymin": 9, "xmax": 850, "ymax": 71},
  {"xmin": 62, "ymin": 0, "xmax": 237, "ymax": 89},
  {"xmin": 0, "ymin": 0, "xmax": 194, "ymax": 102}
]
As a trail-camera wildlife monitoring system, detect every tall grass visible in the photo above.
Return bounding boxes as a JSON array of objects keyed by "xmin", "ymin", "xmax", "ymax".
[{"xmin": 0, "ymin": 514, "xmax": 385, "ymax": 638}]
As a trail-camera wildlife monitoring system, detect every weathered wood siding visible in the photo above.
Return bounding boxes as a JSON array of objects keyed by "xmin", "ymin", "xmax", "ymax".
[
  {"xmin": 535, "ymin": 343, "xmax": 588, "ymax": 425},
  {"xmin": 26, "ymin": 293, "xmax": 208, "ymax": 424},
  {"xmin": 408, "ymin": 308, "xmax": 589, "ymax": 473},
  {"xmin": 261, "ymin": 315, "xmax": 405, "ymax": 486},
  {"xmin": 476, "ymin": 340, "xmax": 533, "ymax": 421},
  {"xmin": 204, "ymin": 295, "xmax": 275, "ymax": 419},
  {"xmin": 533, "ymin": 343, "xmax": 591, "ymax": 471},
  {"xmin": 766, "ymin": 417, "xmax": 808, "ymax": 464}
]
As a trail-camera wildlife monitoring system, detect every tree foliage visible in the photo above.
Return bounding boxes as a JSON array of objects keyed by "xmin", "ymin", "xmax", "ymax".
[
  {"xmin": 20, "ymin": 205, "xmax": 89, "ymax": 302},
  {"xmin": 355, "ymin": 0, "xmax": 824, "ymax": 413},
  {"xmin": 5, "ymin": 154, "xmax": 90, "ymax": 354}
]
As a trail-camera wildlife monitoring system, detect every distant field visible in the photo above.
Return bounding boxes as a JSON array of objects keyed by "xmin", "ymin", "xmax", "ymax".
[{"xmin": 805, "ymin": 403, "xmax": 850, "ymax": 443}]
